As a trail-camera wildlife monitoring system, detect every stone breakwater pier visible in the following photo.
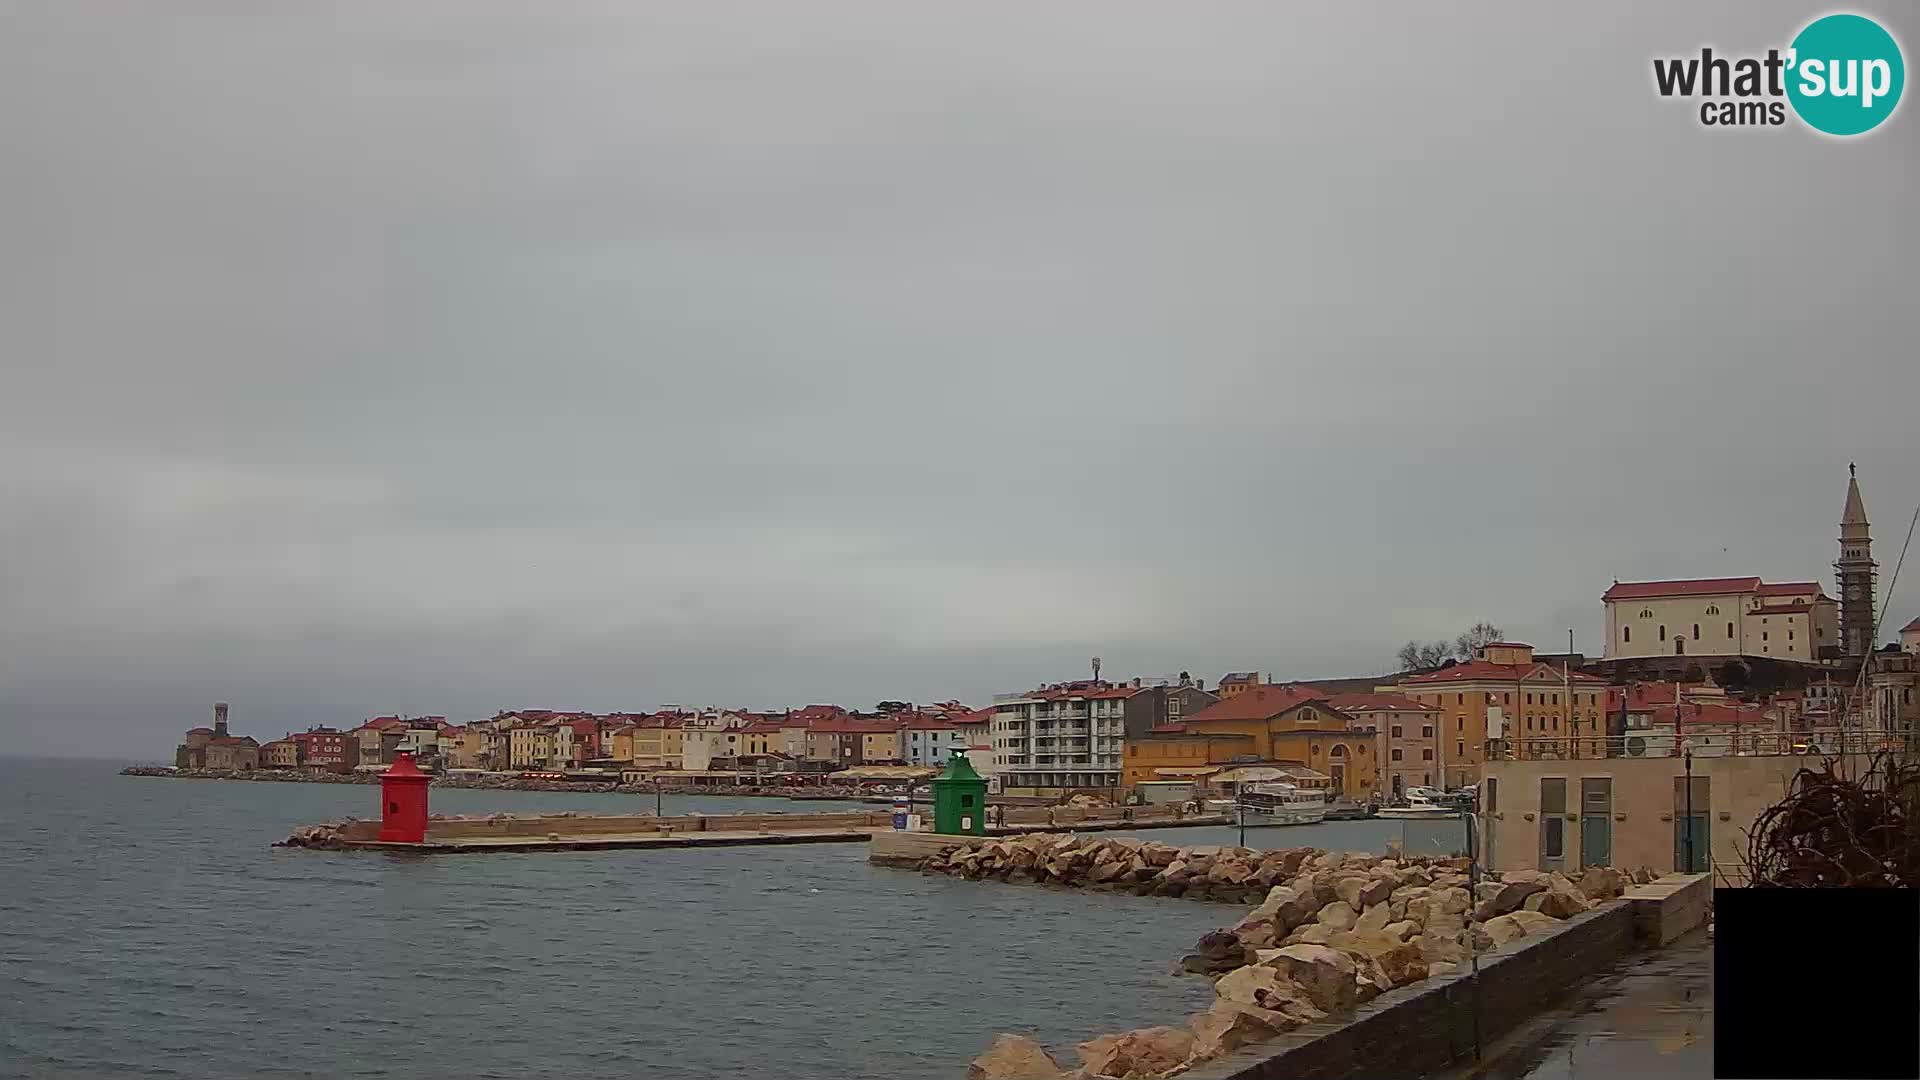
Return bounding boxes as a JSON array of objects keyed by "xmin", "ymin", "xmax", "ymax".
[
  {"xmin": 281, "ymin": 807, "xmax": 1227, "ymax": 854},
  {"xmin": 867, "ymin": 833, "xmax": 1709, "ymax": 1080}
]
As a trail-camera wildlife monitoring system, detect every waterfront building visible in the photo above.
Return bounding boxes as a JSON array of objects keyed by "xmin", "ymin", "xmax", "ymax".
[
  {"xmin": 260, "ymin": 739, "xmax": 300, "ymax": 769},
  {"xmin": 1165, "ymin": 685, "xmax": 1378, "ymax": 799},
  {"xmin": 292, "ymin": 728, "xmax": 351, "ymax": 772},
  {"xmin": 1384, "ymin": 642, "xmax": 1608, "ymax": 784},
  {"xmin": 1325, "ymin": 692, "xmax": 1441, "ymax": 796},
  {"xmin": 804, "ymin": 717, "xmax": 900, "ymax": 766},
  {"xmin": 353, "ymin": 716, "xmax": 408, "ymax": 768},
  {"xmin": 1603, "ymin": 577, "xmax": 1838, "ymax": 662},
  {"xmin": 1902, "ymin": 617, "xmax": 1920, "ymax": 655},
  {"xmin": 630, "ymin": 714, "xmax": 687, "ymax": 770},
  {"xmin": 990, "ymin": 680, "xmax": 1132, "ymax": 796},
  {"xmin": 1119, "ymin": 678, "xmax": 1219, "ymax": 739},
  {"xmin": 1868, "ymin": 647, "xmax": 1920, "ymax": 741},
  {"xmin": 1121, "ymin": 727, "xmax": 1257, "ymax": 793},
  {"xmin": 173, "ymin": 702, "xmax": 261, "ymax": 770},
  {"xmin": 900, "ymin": 715, "xmax": 968, "ymax": 766}
]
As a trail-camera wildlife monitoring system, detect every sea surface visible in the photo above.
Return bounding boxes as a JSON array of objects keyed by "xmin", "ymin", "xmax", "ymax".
[{"xmin": 0, "ymin": 758, "xmax": 1421, "ymax": 1080}]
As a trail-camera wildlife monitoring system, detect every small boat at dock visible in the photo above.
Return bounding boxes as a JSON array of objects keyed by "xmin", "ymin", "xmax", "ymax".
[{"xmin": 1230, "ymin": 782, "xmax": 1328, "ymax": 826}]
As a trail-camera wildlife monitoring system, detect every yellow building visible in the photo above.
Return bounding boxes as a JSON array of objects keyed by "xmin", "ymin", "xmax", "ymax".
[
  {"xmin": 605, "ymin": 726, "xmax": 637, "ymax": 765},
  {"xmin": 1153, "ymin": 686, "xmax": 1380, "ymax": 799},
  {"xmin": 261, "ymin": 738, "xmax": 300, "ymax": 769},
  {"xmin": 859, "ymin": 728, "xmax": 902, "ymax": 763},
  {"xmin": 631, "ymin": 719, "xmax": 685, "ymax": 770},
  {"xmin": 1385, "ymin": 642, "xmax": 1608, "ymax": 787},
  {"xmin": 1122, "ymin": 731, "xmax": 1254, "ymax": 790},
  {"xmin": 508, "ymin": 724, "xmax": 558, "ymax": 770}
]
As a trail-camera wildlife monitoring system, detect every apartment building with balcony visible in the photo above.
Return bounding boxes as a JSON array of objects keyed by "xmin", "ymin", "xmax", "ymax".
[{"xmin": 990, "ymin": 680, "xmax": 1133, "ymax": 796}]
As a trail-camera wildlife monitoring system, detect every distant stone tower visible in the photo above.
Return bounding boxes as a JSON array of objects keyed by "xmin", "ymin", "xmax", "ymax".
[
  {"xmin": 213, "ymin": 701, "xmax": 231, "ymax": 739},
  {"xmin": 1837, "ymin": 465, "xmax": 1878, "ymax": 657}
]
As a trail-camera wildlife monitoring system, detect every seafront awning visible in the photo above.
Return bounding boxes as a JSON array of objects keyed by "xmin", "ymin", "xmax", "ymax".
[
  {"xmin": 1151, "ymin": 767, "xmax": 1220, "ymax": 778},
  {"xmin": 1210, "ymin": 764, "xmax": 1331, "ymax": 787}
]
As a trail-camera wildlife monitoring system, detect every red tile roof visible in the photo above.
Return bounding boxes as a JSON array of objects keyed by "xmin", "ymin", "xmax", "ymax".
[
  {"xmin": 1756, "ymin": 582, "xmax": 1823, "ymax": 597},
  {"xmin": 1402, "ymin": 660, "xmax": 1606, "ymax": 686},
  {"xmin": 1182, "ymin": 685, "xmax": 1327, "ymax": 723},
  {"xmin": 1905, "ymin": 617, "xmax": 1920, "ymax": 633},
  {"xmin": 900, "ymin": 715, "xmax": 957, "ymax": 731},
  {"xmin": 1146, "ymin": 723, "xmax": 1191, "ymax": 734},
  {"xmin": 1603, "ymin": 577, "xmax": 1763, "ymax": 601},
  {"xmin": 1325, "ymin": 692, "xmax": 1435, "ymax": 713}
]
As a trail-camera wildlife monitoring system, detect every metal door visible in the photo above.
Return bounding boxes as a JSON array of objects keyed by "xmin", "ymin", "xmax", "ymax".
[
  {"xmin": 1579, "ymin": 777, "xmax": 1612, "ymax": 868},
  {"xmin": 1538, "ymin": 777, "xmax": 1567, "ymax": 872}
]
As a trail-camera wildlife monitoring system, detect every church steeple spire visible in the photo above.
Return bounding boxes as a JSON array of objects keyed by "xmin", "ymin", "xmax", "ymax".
[{"xmin": 1837, "ymin": 467, "xmax": 1877, "ymax": 657}]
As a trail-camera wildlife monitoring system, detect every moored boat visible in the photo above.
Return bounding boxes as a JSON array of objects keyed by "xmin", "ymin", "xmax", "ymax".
[{"xmin": 1233, "ymin": 782, "xmax": 1328, "ymax": 826}]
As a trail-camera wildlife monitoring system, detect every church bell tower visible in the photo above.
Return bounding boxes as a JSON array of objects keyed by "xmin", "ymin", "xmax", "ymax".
[{"xmin": 1836, "ymin": 464, "xmax": 1877, "ymax": 657}]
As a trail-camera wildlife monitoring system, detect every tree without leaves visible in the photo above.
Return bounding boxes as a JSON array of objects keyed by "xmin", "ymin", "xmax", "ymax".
[{"xmin": 1453, "ymin": 621, "xmax": 1506, "ymax": 660}]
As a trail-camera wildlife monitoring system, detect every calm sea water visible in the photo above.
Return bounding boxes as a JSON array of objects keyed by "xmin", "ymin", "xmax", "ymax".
[{"xmin": 0, "ymin": 758, "xmax": 1417, "ymax": 1080}]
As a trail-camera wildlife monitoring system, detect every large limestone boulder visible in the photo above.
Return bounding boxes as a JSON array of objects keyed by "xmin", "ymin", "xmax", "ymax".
[
  {"xmin": 1415, "ymin": 930, "xmax": 1467, "ymax": 966},
  {"xmin": 1357, "ymin": 876, "xmax": 1394, "ymax": 908},
  {"xmin": 1215, "ymin": 965, "xmax": 1325, "ymax": 1024},
  {"xmin": 1077, "ymin": 1026, "xmax": 1195, "ymax": 1080},
  {"xmin": 1382, "ymin": 920, "xmax": 1418, "ymax": 942},
  {"xmin": 1375, "ymin": 939, "xmax": 1429, "ymax": 987},
  {"xmin": 1264, "ymin": 943, "xmax": 1358, "ymax": 1014},
  {"xmin": 1180, "ymin": 930, "xmax": 1249, "ymax": 975},
  {"xmin": 1481, "ymin": 913, "xmax": 1529, "ymax": 947},
  {"xmin": 1507, "ymin": 909, "xmax": 1562, "ymax": 934},
  {"xmin": 1630, "ymin": 866, "xmax": 1658, "ymax": 884},
  {"xmin": 1427, "ymin": 960, "xmax": 1460, "ymax": 977},
  {"xmin": 1474, "ymin": 879, "xmax": 1548, "ymax": 920},
  {"xmin": 1433, "ymin": 887, "xmax": 1472, "ymax": 915},
  {"xmin": 1189, "ymin": 1001, "xmax": 1289, "ymax": 1060},
  {"xmin": 1525, "ymin": 875, "xmax": 1590, "ymax": 919},
  {"xmin": 1333, "ymin": 875, "xmax": 1369, "ymax": 910},
  {"xmin": 1316, "ymin": 900, "xmax": 1359, "ymax": 932},
  {"xmin": 1353, "ymin": 902, "xmax": 1391, "ymax": 935},
  {"xmin": 969, "ymin": 1034, "xmax": 1068, "ymax": 1080},
  {"xmin": 1289, "ymin": 923, "xmax": 1335, "ymax": 945},
  {"xmin": 1578, "ymin": 866, "xmax": 1629, "ymax": 901}
]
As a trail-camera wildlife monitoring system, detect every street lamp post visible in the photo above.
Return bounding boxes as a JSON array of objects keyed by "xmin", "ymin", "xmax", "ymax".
[{"xmin": 1682, "ymin": 741, "xmax": 1695, "ymax": 873}]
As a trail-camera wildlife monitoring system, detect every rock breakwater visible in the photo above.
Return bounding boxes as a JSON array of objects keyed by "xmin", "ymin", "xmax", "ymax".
[
  {"xmin": 921, "ymin": 834, "xmax": 1311, "ymax": 905},
  {"xmin": 962, "ymin": 841, "xmax": 1658, "ymax": 1079}
]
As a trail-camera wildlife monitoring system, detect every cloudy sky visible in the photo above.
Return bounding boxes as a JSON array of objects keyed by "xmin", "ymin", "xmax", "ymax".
[{"xmin": 4, "ymin": 2, "xmax": 1917, "ymax": 756}]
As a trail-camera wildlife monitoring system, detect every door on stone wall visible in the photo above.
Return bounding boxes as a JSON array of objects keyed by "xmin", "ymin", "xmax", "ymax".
[
  {"xmin": 1672, "ymin": 775, "xmax": 1710, "ymax": 873},
  {"xmin": 1330, "ymin": 763, "xmax": 1346, "ymax": 795},
  {"xmin": 1579, "ymin": 777, "xmax": 1612, "ymax": 869},
  {"xmin": 1538, "ymin": 777, "xmax": 1567, "ymax": 872}
]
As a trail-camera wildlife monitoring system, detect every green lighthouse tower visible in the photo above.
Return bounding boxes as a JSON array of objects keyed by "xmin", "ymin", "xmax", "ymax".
[{"xmin": 931, "ymin": 751, "xmax": 988, "ymax": 835}]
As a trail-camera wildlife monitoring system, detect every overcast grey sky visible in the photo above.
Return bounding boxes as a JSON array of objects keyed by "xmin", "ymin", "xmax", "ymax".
[{"xmin": 4, "ymin": 2, "xmax": 1917, "ymax": 756}]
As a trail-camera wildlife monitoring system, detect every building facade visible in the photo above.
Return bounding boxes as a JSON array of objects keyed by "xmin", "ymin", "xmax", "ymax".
[
  {"xmin": 991, "ymin": 681, "xmax": 1131, "ymax": 795},
  {"xmin": 1169, "ymin": 686, "xmax": 1378, "ymax": 799},
  {"xmin": 1120, "ymin": 681, "xmax": 1219, "ymax": 739},
  {"xmin": 1386, "ymin": 642, "xmax": 1609, "ymax": 785},
  {"xmin": 1326, "ymin": 692, "xmax": 1441, "ymax": 795},
  {"xmin": 900, "ymin": 716, "xmax": 968, "ymax": 766},
  {"xmin": 1602, "ymin": 578, "xmax": 1839, "ymax": 662}
]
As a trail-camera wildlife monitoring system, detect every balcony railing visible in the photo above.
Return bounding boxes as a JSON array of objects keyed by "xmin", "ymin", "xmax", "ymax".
[{"xmin": 1488, "ymin": 728, "xmax": 1912, "ymax": 761}]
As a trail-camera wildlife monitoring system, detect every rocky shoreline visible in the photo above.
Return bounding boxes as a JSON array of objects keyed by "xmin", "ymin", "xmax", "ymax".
[
  {"xmin": 118, "ymin": 765, "xmax": 875, "ymax": 800},
  {"xmin": 931, "ymin": 835, "xmax": 1654, "ymax": 1079}
]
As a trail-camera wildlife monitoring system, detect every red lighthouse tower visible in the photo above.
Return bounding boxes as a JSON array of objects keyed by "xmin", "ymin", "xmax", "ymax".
[{"xmin": 377, "ymin": 752, "xmax": 431, "ymax": 843}]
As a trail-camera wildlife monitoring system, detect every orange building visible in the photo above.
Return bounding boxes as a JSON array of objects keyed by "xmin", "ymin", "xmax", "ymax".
[
  {"xmin": 1384, "ymin": 642, "xmax": 1608, "ymax": 787},
  {"xmin": 1129, "ymin": 685, "xmax": 1380, "ymax": 799}
]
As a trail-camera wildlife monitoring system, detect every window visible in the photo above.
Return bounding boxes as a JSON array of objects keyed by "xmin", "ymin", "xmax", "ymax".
[
  {"xmin": 1624, "ymin": 627, "xmax": 1631, "ymax": 643},
  {"xmin": 1659, "ymin": 625, "xmax": 1667, "ymax": 641},
  {"xmin": 1358, "ymin": 744, "xmax": 1368, "ymax": 755},
  {"xmin": 1789, "ymin": 629, "xmax": 1795, "ymax": 640},
  {"xmin": 1727, "ymin": 622, "xmax": 1735, "ymax": 638},
  {"xmin": 1526, "ymin": 716, "xmax": 1534, "ymax": 731},
  {"xmin": 1457, "ymin": 717, "xmax": 1464, "ymax": 732},
  {"xmin": 1762, "ymin": 631, "xmax": 1769, "ymax": 642},
  {"xmin": 1706, "ymin": 604, "xmax": 1720, "ymax": 615},
  {"xmin": 1456, "ymin": 740, "xmax": 1466, "ymax": 758},
  {"xmin": 1551, "ymin": 717, "xmax": 1559, "ymax": 731},
  {"xmin": 1457, "ymin": 693, "xmax": 1464, "ymax": 705},
  {"xmin": 1330, "ymin": 744, "xmax": 1347, "ymax": 758},
  {"xmin": 1391, "ymin": 725, "xmax": 1403, "ymax": 738},
  {"xmin": 1552, "ymin": 694, "xmax": 1560, "ymax": 705},
  {"xmin": 1640, "ymin": 608, "xmax": 1653, "ymax": 618},
  {"xmin": 1391, "ymin": 749, "xmax": 1403, "ymax": 761},
  {"xmin": 1422, "ymin": 725, "xmax": 1435, "ymax": 738},
  {"xmin": 1692, "ymin": 623, "xmax": 1700, "ymax": 639},
  {"xmin": 1503, "ymin": 693, "xmax": 1511, "ymax": 704},
  {"xmin": 1527, "ymin": 693, "xmax": 1534, "ymax": 705}
]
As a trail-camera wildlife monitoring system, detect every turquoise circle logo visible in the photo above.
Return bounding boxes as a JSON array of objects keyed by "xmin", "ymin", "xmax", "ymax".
[{"xmin": 1787, "ymin": 14, "xmax": 1905, "ymax": 135}]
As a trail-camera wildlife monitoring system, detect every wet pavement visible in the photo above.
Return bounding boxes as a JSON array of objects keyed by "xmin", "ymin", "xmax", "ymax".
[{"xmin": 1437, "ymin": 928, "xmax": 1713, "ymax": 1080}]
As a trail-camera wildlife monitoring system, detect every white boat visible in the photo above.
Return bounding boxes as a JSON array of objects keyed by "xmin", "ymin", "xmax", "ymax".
[
  {"xmin": 1376, "ymin": 790, "xmax": 1461, "ymax": 820},
  {"xmin": 1233, "ymin": 782, "xmax": 1328, "ymax": 826}
]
